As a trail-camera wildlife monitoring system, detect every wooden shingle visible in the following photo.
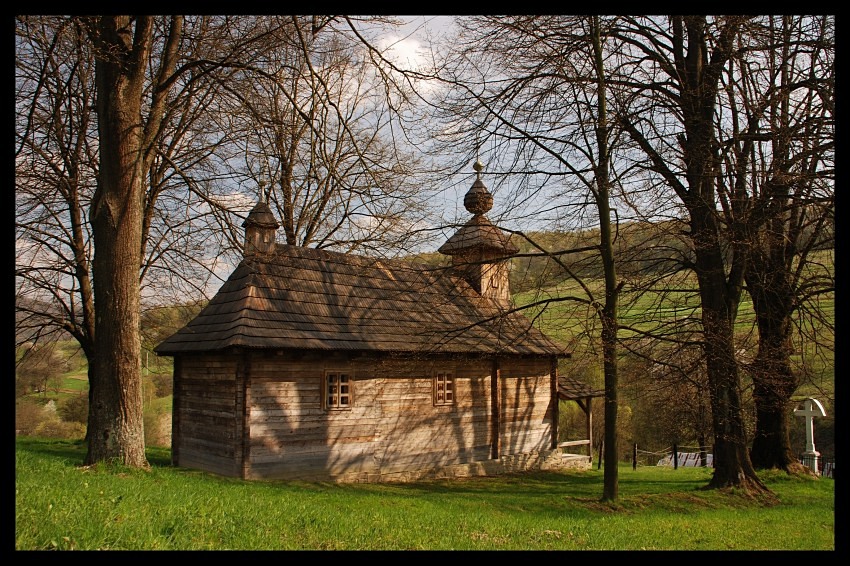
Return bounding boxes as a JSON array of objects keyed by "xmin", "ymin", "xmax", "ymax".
[
  {"xmin": 155, "ymin": 244, "xmax": 568, "ymax": 357},
  {"xmin": 557, "ymin": 376, "xmax": 604, "ymax": 400}
]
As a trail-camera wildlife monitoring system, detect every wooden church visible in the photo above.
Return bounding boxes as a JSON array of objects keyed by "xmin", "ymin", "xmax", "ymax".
[{"xmin": 155, "ymin": 161, "xmax": 599, "ymax": 482}]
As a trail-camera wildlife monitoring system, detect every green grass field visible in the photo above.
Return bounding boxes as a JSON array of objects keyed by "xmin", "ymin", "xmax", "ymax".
[
  {"xmin": 15, "ymin": 248, "xmax": 835, "ymax": 551},
  {"xmin": 15, "ymin": 437, "xmax": 835, "ymax": 551}
]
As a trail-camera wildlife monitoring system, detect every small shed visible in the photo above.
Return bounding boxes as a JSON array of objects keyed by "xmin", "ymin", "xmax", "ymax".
[{"xmin": 155, "ymin": 162, "xmax": 596, "ymax": 482}]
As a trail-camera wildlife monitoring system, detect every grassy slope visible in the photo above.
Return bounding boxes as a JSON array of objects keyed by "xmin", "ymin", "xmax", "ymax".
[{"xmin": 513, "ymin": 254, "xmax": 835, "ymax": 396}]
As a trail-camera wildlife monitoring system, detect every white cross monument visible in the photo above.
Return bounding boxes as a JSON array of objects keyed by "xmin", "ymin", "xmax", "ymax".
[{"xmin": 793, "ymin": 397, "xmax": 826, "ymax": 471}]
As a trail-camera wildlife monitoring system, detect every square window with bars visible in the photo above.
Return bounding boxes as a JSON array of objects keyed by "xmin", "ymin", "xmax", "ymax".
[
  {"xmin": 325, "ymin": 372, "xmax": 352, "ymax": 409},
  {"xmin": 433, "ymin": 372, "xmax": 454, "ymax": 406}
]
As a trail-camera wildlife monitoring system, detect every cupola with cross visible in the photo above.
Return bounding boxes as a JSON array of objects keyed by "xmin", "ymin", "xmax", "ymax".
[
  {"xmin": 243, "ymin": 181, "xmax": 280, "ymax": 256},
  {"xmin": 438, "ymin": 160, "xmax": 518, "ymax": 308}
]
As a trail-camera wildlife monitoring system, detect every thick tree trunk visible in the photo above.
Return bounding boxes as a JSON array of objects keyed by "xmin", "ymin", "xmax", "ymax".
[
  {"xmin": 746, "ymin": 252, "xmax": 801, "ymax": 472},
  {"xmin": 699, "ymin": 305, "xmax": 763, "ymax": 490},
  {"xmin": 749, "ymin": 366, "xmax": 799, "ymax": 471},
  {"xmin": 691, "ymin": 210, "xmax": 766, "ymax": 492},
  {"xmin": 669, "ymin": 16, "xmax": 767, "ymax": 494},
  {"xmin": 85, "ymin": 16, "xmax": 150, "ymax": 468},
  {"xmin": 87, "ymin": 189, "xmax": 148, "ymax": 467}
]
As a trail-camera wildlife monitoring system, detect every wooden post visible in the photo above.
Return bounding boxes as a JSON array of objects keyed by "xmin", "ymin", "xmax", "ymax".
[
  {"xmin": 597, "ymin": 440, "xmax": 603, "ymax": 470},
  {"xmin": 550, "ymin": 358, "xmax": 558, "ymax": 450},
  {"xmin": 171, "ymin": 356, "xmax": 182, "ymax": 467},
  {"xmin": 673, "ymin": 443, "xmax": 678, "ymax": 470},
  {"xmin": 633, "ymin": 443, "xmax": 637, "ymax": 470},
  {"xmin": 491, "ymin": 357, "xmax": 501, "ymax": 460},
  {"xmin": 585, "ymin": 396, "xmax": 593, "ymax": 459}
]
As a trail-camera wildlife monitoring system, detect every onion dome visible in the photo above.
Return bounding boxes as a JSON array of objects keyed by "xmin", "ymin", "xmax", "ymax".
[
  {"xmin": 439, "ymin": 160, "xmax": 518, "ymax": 257},
  {"xmin": 463, "ymin": 159, "xmax": 494, "ymax": 215}
]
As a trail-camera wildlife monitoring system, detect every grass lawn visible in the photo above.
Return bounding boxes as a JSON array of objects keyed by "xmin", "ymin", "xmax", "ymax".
[{"xmin": 15, "ymin": 437, "xmax": 835, "ymax": 551}]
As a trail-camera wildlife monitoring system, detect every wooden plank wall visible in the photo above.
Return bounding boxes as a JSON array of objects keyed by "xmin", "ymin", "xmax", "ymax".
[
  {"xmin": 246, "ymin": 352, "xmax": 379, "ymax": 479},
  {"xmin": 500, "ymin": 359, "xmax": 554, "ymax": 455},
  {"xmin": 173, "ymin": 354, "xmax": 241, "ymax": 477},
  {"xmin": 372, "ymin": 358, "xmax": 493, "ymax": 477},
  {"xmin": 171, "ymin": 350, "xmax": 554, "ymax": 481},
  {"xmin": 241, "ymin": 352, "xmax": 553, "ymax": 481}
]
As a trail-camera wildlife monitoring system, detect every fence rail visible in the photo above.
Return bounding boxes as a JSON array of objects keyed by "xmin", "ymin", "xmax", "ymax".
[
  {"xmin": 634, "ymin": 443, "xmax": 713, "ymax": 469},
  {"xmin": 631, "ymin": 443, "xmax": 834, "ymax": 479},
  {"xmin": 800, "ymin": 455, "xmax": 834, "ymax": 478}
]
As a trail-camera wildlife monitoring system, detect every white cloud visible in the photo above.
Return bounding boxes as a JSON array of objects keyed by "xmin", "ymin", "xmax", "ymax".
[
  {"xmin": 206, "ymin": 191, "xmax": 256, "ymax": 214},
  {"xmin": 376, "ymin": 16, "xmax": 454, "ymax": 73}
]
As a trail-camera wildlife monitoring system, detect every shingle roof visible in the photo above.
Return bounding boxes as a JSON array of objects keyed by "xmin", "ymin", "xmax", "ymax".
[
  {"xmin": 242, "ymin": 199, "xmax": 279, "ymax": 229},
  {"xmin": 155, "ymin": 244, "xmax": 568, "ymax": 357},
  {"xmin": 438, "ymin": 215, "xmax": 519, "ymax": 256}
]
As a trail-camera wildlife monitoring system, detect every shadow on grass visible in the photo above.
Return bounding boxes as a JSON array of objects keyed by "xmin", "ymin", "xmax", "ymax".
[
  {"xmin": 16, "ymin": 436, "xmax": 87, "ymax": 463},
  {"xmin": 15, "ymin": 436, "xmax": 173, "ymax": 469}
]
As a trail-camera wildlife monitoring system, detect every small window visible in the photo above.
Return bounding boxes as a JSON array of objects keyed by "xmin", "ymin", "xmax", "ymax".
[
  {"xmin": 325, "ymin": 371, "xmax": 352, "ymax": 410},
  {"xmin": 433, "ymin": 372, "xmax": 454, "ymax": 406}
]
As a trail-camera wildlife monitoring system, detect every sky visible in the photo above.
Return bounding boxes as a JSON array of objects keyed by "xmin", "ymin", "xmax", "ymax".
[
  {"xmin": 187, "ymin": 17, "xmax": 465, "ymax": 298},
  {"xmin": 379, "ymin": 16, "xmax": 455, "ymax": 68}
]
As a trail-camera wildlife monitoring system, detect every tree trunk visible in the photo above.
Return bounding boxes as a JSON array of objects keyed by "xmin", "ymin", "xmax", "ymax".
[
  {"xmin": 85, "ymin": 15, "xmax": 150, "ymax": 468},
  {"xmin": 590, "ymin": 15, "xmax": 620, "ymax": 502},
  {"xmin": 600, "ymin": 308, "xmax": 619, "ymax": 499},
  {"xmin": 690, "ymin": 208, "xmax": 766, "ymax": 492},
  {"xmin": 749, "ymin": 367, "xmax": 799, "ymax": 471},
  {"xmin": 673, "ymin": 16, "xmax": 767, "ymax": 494},
  {"xmin": 746, "ymin": 250, "xmax": 802, "ymax": 472},
  {"xmin": 741, "ymin": 14, "xmax": 818, "ymax": 472},
  {"xmin": 699, "ymin": 308, "xmax": 762, "ymax": 490}
]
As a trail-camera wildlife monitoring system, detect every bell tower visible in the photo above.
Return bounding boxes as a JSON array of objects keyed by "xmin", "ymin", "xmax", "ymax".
[
  {"xmin": 242, "ymin": 181, "xmax": 280, "ymax": 256},
  {"xmin": 438, "ymin": 160, "xmax": 518, "ymax": 308}
]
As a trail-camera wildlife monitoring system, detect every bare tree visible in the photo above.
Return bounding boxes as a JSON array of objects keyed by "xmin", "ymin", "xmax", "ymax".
[
  {"xmin": 728, "ymin": 15, "xmax": 835, "ymax": 472},
  {"xmin": 15, "ymin": 16, "xmax": 99, "ymax": 414},
  {"xmin": 613, "ymin": 15, "xmax": 772, "ymax": 492},
  {"xmin": 588, "ymin": 16, "xmax": 623, "ymax": 501},
  {"xmin": 215, "ymin": 16, "xmax": 436, "ymax": 257},
  {"xmin": 22, "ymin": 17, "xmax": 278, "ymax": 467},
  {"xmin": 15, "ymin": 14, "xmax": 238, "ymax": 382},
  {"xmin": 15, "ymin": 16, "xmax": 254, "ymax": 452},
  {"xmin": 82, "ymin": 16, "xmax": 180, "ymax": 467},
  {"xmin": 357, "ymin": 15, "xmax": 638, "ymax": 500}
]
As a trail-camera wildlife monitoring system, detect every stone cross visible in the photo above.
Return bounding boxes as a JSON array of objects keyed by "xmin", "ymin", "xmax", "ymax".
[{"xmin": 794, "ymin": 397, "xmax": 826, "ymax": 461}]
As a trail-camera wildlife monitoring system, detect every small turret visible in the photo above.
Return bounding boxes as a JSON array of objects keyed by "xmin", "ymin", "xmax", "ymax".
[
  {"xmin": 242, "ymin": 181, "xmax": 280, "ymax": 256},
  {"xmin": 438, "ymin": 160, "xmax": 517, "ymax": 308}
]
